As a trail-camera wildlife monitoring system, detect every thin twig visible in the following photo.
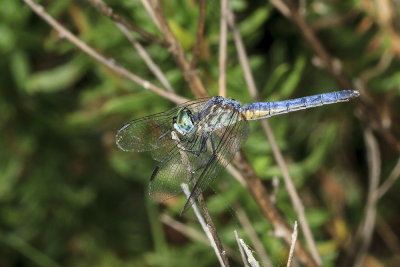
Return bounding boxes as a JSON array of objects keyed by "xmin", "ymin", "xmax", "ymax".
[
  {"xmin": 87, "ymin": 0, "xmax": 168, "ymax": 47},
  {"xmin": 149, "ymin": 0, "xmax": 208, "ymax": 98},
  {"xmin": 234, "ymin": 230, "xmax": 249, "ymax": 267},
  {"xmin": 140, "ymin": 0, "xmax": 161, "ymax": 30},
  {"xmin": 226, "ymin": 164, "xmax": 247, "ymax": 188},
  {"xmin": 286, "ymin": 221, "xmax": 298, "ymax": 267},
  {"xmin": 226, "ymin": 4, "xmax": 322, "ymax": 266},
  {"xmin": 377, "ymin": 156, "xmax": 400, "ymax": 199},
  {"xmin": 161, "ymin": 213, "xmax": 209, "ymax": 244},
  {"xmin": 24, "ymin": 0, "xmax": 186, "ymax": 105},
  {"xmin": 226, "ymin": 6, "xmax": 257, "ymax": 99},
  {"xmin": 235, "ymin": 205, "xmax": 272, "ymax": 267},
  {"xmin": 116, "ymin": 23, "xmax": 175, "ymax": 92},
  {"xmin": 181, "ymin": 184, "xmax": 227, "ymax": 267},
  {"xmin": 218, "ymin": 0, "xmax": 228, "ymax": 97},
  {"xmin": 191, "ymin": 0, "xmax": 207, "ymax": 69},
  {"xmin": 353, "ymin": 129, "xmax": 381, "ymax": 267},
  {"xmin": 161, "ymin": 213, "xmax": 242, "ymax": 263},
  {"xmin": 269, "ymin": 0, "xmax": 290, "ymax": 17},
  {"xmin": 197, "ymin": 193, "xmax": 230, "ymax": 266}
]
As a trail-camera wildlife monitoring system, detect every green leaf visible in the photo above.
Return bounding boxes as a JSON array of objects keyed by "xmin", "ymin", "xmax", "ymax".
[{"xmin": 25, "ymin": 59, "xmax": 87, "ymax": 94}]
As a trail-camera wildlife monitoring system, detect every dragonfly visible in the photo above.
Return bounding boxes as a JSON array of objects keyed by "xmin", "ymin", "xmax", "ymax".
[{"xmin": 116, "ymin": 90, "xmax": 359, "ymax": 213}]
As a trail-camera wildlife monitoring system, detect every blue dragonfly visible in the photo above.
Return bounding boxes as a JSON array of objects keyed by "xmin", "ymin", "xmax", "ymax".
[{"xmin": 116, "ymin": 90, "xmax": 359, "ymax": 213}]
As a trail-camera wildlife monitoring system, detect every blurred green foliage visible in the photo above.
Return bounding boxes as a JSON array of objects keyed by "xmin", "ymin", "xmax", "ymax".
[{"xmin": 1, "ymin": 0, "xmax": 399, "ymax": 266}]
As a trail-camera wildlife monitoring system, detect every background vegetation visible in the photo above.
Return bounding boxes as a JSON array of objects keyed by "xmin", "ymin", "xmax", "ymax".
[{"xmin": 1, "ymin": 0, "xmax": 399, "ymax": 266}]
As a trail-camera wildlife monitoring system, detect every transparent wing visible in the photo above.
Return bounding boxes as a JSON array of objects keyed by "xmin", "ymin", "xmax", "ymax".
[
  {"xmin": 116, "ymin": 98, "xmax": 210, "ymax": 154},
  {"xmin": 181, "ymin": 112, "xmax": 249, "ymax": 213},
  {"xmin": 148, "ymin": 109, "xmax": 250, "ymax": 214}
]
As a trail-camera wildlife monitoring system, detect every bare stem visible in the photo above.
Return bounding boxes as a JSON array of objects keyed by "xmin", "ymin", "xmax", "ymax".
[
  {"xmin": 286, "ymin": 221, "xmax": 298, "ymax": 267},
  {"xmin": 218, "ymin": 0, "xmax": 228, "ymax": 97},
  {"xmin": 353, "ymin": 129, "xmax": 381, "ymax": 267}
]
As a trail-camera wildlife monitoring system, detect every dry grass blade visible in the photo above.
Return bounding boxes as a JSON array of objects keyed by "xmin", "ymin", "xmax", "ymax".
[
  {"xmin": 234, "ymin": 230, "xmax": 249, "ymax": 267},
  {"xmin": 353, "ymin": 129, "xmax": 381, "ymax": 267},
  {"xmin": 286, "ymin": 221, "xmax": 298, "ymax": 267}
]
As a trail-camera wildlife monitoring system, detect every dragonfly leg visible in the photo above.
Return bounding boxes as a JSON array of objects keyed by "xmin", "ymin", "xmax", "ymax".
[
  {"xmin": 210, "ymin": 135, "xmax": 217, "ymax": 155},
  {"xmin": 188, "ymin": 135, "xmax": 199, "ymax": 150},
  {"xmin": 199, "ymin": 134, "xmax": 208, "ymax": 153}
]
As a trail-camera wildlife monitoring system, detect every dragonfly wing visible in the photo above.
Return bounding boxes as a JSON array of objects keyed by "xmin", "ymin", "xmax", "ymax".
[
  {"xmin": 116, "ymin": 98, "xmax": 210, "ymax": 153},
  {"xmin": 149, "ymin": 139, "xmax": 213, "ymax": 202},
  {"xmin": 181, "ymin": 111, "xmax": 250, "ymax": 214}
]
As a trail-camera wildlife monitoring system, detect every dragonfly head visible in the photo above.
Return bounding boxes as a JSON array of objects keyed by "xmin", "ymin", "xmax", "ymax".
[{"xmin": 173, "ymin": 107, "xmax": 195, "ymax": 136}]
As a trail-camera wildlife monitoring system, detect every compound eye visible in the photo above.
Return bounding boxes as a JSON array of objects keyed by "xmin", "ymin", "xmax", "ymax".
[{"xmin": 173, "ymin": 108, "xmax": 195, "ymax": 135}]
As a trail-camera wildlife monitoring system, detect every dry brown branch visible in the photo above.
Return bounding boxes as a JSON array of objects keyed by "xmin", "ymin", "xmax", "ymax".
[
  {"xmin": 218, "ymin": 0, "xmax": 228, "ymax": 97},
  {"xmin": 23, "ymin": 0, "xmax": 186, "ymax": 105},
  {"xmin": 87, "ymin": 0, "xmax": 168, "ymax": 47},
  {"xmin": 226, "ymin": 5, "xmax": 321, "ymax": 266},
  {"xmin": 149, "ymin": 0, "xmax": 208, "ymax": 98},
  {"xmin": 191, "ymin": 0, "xmax": 207, "ymax": 69}
]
